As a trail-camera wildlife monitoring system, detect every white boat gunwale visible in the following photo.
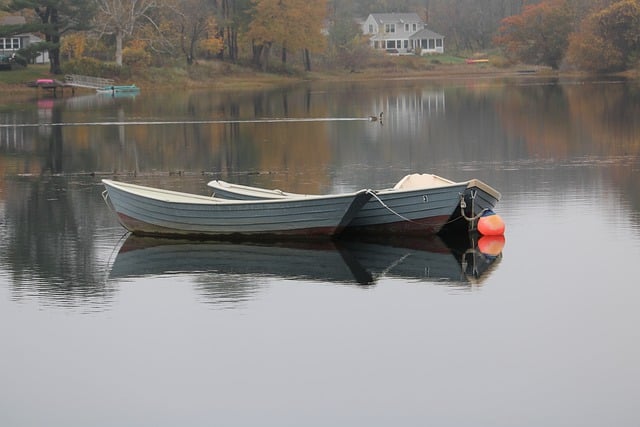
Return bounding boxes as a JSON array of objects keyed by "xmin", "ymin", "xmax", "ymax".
[
  {"xmin": 208, "ymin": 173, "xmax": 473, "ymax": 199},
  {"xmin": 208, "ymin": 173, "xmax": 501, "ymax": 206},
  {"xmin": 104, "ymin": 179, "xmax": 366, "ymax": 205}
]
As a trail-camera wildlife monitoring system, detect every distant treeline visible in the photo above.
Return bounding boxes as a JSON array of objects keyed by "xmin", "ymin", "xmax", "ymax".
[{"xmin": 0, "ymin": 0, "xmax": 637, "ymax": 74}]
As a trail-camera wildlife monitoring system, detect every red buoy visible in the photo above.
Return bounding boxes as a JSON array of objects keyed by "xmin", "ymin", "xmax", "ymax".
[
  {"xmin": 477, "ymin": 211, "xmax": 505, "ymax": 236},
  {"xmin": 478, "ymin": 235, "xmax": 505, "ymax": 256}
]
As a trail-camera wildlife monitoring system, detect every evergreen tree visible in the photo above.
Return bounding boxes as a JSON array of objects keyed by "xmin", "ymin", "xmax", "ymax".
[{"xmin": 5, "ymin": 0, "xmax": 94, "ymax": 73}]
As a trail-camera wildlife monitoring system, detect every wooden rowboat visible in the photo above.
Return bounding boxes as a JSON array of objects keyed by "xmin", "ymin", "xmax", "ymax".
[
  {"xmin": 101, "ymin": 179, "xmax": 372, "ymax": 239},
  {"xmin": 208, "ymin": 174, "xmax": 500, "ymax": 235}
]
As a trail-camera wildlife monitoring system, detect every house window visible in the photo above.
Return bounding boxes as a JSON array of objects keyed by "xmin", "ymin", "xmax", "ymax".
[
  {"xmin": 369, "ymin": 24, "xmax": 373, "ymax": 33},
  {"xmin": 405, "ymin": 24, "xmax": 409, "ymax": 32},
  {"xmin": 429, "ymin": 39, "xmax": 435, "ymax": 49},
  {"xmin": 413, "ymin": 23, "xmax": 417, "ymax": 31},
  {"xmin": 404, "ymin": 40, "xmax": 408, "ymax": 49},
  {"xmin": 436, "ymin": 39, "xmax": 443, "ymax": 48},
  {"xmin": 385, "ymin": 24, "xmax": 395, "ymax": 33},
  {"xmin": 0, "ymin": 38, "xmax": 20, "ymax": 50},
  {"xmin": 386, "ymin": 40, "xmax": 395, "ymax": 49}
]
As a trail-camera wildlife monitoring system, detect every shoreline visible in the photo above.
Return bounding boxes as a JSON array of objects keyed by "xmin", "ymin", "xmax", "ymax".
[
  {"xmin": 3, "ymin": 60, "xmax": 634, "ymax": 96},
  {"xmin": 0, "ymin": 62, "xmax": 560, "ymax": 94}
]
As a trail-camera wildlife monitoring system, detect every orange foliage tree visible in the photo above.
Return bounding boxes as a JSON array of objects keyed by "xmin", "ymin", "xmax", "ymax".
[
  {"xmin": 566, "ymin": 0, "xmax": 640, "ymax": 72},
  {"xmin": 199, "ymin": 22, "xmax": 225, "ymax": 60},
  {"xmin": 246, "ymin": 0, "xmax": 327, "ymax": 71},
  {"xmin": 60, "ymin": 33, "xmax": 87, "ymax": 60},
  {"xmin": 494, "ymin": 0, "xmax": 575, "ymax": 69},
  {"xmin": 123, "ymin": 39, "xmax": 152, "ymax": 68}
]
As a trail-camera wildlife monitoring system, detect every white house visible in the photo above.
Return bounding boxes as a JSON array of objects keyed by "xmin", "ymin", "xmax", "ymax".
[
  {"xmin": 0, "ymin": 16, "xmax": 50, "ymax": 64},
  {"xmin": 361, "ymin": 13, "xmax": 444, "ymax": 55}
]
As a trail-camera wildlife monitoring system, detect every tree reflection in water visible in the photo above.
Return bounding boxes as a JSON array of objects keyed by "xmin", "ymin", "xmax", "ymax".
[{"xmin": 1, "ymin": 176, "xmax": 118, "ymax": 307}]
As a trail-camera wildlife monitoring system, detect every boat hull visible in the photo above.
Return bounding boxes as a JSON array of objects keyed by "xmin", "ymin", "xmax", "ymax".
[
  {"xmin": 96, "ymin": 85, "xmax": 140, "ymax": 94},
  {"xmin": 345, "ymin": 184, "xmax": 468, "ymax": 234},
  {"xmin": 102, "ymin": 179, "xmax": 371, "ymax": 239},
  {"xmin": 209, "ymin": 178, "xmax": 469, "ymax": 235}
]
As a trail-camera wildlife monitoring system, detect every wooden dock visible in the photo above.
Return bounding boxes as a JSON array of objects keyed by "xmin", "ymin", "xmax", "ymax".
[
  {"xmin": 65, "ymin": 74, "xmax": 114, "ymax": 89},
  {"xmin": 28, "ymin": 74, "xmax": 115, "ymax": 96}
]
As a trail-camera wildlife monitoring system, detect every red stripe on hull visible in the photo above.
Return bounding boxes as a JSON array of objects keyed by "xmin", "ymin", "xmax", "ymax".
[
  {"xmin": 344, "ymin": 214, "xmax": 450, "ymax": 235},
  {"xmin": 116, "ymin": 213, "xmax": 338, "ymax": 239}
]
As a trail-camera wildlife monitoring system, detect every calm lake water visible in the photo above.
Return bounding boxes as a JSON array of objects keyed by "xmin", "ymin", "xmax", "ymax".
[{"xmin": 1, "ymin": 75, "xmax": 639, "ymax": 426}]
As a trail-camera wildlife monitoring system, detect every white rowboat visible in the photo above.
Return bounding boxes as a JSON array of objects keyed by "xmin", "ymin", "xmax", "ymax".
[{"xmin": 102, "ymin": 179, "xmax": 372, "ymax": 239}]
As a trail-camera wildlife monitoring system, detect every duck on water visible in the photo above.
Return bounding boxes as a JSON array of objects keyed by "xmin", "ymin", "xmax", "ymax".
[{"xmin": 369, "ymin": 112, "xmax": 384, "ymax": 122}]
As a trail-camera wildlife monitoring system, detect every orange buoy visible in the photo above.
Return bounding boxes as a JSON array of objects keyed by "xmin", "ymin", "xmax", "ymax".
[
  {"xmin": 478, "ymin": 235, "xmax": 506, "ymax": 256},
  {"xmin": 477, "ymin": 211, "xmax": 505, "ymax": 236}
]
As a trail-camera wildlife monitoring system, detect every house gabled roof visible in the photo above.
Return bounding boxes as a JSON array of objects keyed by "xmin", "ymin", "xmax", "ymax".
[
  {"xmin": 410, "ymin": 28, "xmax": 444, "ymax": 39},
  {"xmin": 370, "ymin": 13, "xmax": 423, "ymax": 24}
]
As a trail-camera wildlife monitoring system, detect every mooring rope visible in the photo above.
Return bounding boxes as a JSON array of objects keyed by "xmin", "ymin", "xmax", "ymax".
[
  {"xmin": 365, "ymin": 190, "xmax": 421, "ymax": 224},
  {"xmin": 459, "ymin": 192, "xmax": 489, "ymax": 222},
  {"xmin": 365, "ymin": 189, "xmax": 487, "ymax": 227},
  {"xmin": 378, "ymin": 253, "xmax": 412, "ymax": 276}
]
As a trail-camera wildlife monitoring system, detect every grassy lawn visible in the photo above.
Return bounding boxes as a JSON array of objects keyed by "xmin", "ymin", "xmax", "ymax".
[
  {"xmin": 0, "ymin": 64, "xmax": 51, "ymax": 85},
  {"xmin": 427, "ymin": 55, "xmax": 468, "ymax": 64}
]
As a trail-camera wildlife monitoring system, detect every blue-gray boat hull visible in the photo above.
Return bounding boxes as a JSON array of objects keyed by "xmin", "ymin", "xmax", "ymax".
[{"xmin": 102, "ymin": 179, "xmax": 371, "ymax": 239}]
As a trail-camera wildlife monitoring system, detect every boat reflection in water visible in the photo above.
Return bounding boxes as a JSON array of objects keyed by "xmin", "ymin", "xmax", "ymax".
[
  {"xmin": 109, "ymin": 233, "xmax": 503, "ymax": 302},
  {"xmin": 336, "ymin": 234, "xmax": 503, "ymax": 286},
  {"xmin": 110, "ymin": 236, "xmax": 374, "ymax": 285}
]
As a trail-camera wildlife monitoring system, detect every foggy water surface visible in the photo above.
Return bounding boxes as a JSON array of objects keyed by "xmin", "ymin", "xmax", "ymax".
[{"xmin": 1, "ymin": 76, "xmax": 639, "ymax": 426}]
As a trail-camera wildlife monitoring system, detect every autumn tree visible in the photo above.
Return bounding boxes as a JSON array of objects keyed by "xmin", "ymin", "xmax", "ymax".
[
  {"xmin": 567, "ymin": 0, "xmax": 640, "ymax": 72},
  {"xmin": 60, "ymin": 31, "xmax": 86, "ymax": 60},
  {"xmin": 5, "ymin": 0, "xmax": 94, "ymax": 73},
  {"xmin": 212, "ymin": 0, "xmax": 252, "ymax": 61},
  {"xmin": 92, "ymin": 0, "xmax": 158, "ymax": 66},
  {"xmin": 494, "ymin": 0, "xmax": 575, "ymax": 69},
  {"xmin": 164, "ymin": 0, "xmax": 218, "ymax": 65},
  {"xmin": 246, "ymin": 0, "xmax": 327, "ymax": 71},
  {"xmin": 198, "ymin": 28, "xmax": 224, "ymax": 59},
  {"xmin": 245, "ymin": 0, "xmax": 285, "ymax": 70},
  {"xmin": 296, "ymin": 0, "xmax": 328, "ymax": 71}
]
